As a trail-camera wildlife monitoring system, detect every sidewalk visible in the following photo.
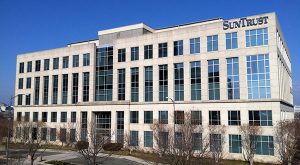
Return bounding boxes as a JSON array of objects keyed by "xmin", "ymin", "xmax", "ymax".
[{"xmin": 19, "ymin": 150, "xmax": 153, "ymax": 165}]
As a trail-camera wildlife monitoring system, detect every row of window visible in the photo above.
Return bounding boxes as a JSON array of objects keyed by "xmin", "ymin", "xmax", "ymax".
[
  {"xmin": 19, "ymin": 53, "xmax": 90, "ymax": 74},
  {"xmin": 16, "ymin": 111, "xmax": 77, "ymax": 123},
  {"xmin": 17, "ymin": 110, "xmax": 272, "ymax": 127},
  {"xmin": 117, "ymin": 28, "xmax": 268, "ymax": 62},
  {"xmin": 17, "ymin": 54, "xmax": 270, "ymax": 104},
  {"xmin": 17, "ymin": 72, "xmax": 90, "ymax": 105},
  {"xmin": 14, "ymin": 125, "xmax": 274, "ymax": 156},
  {"xmin": 118, "ymin": 54, "xmax": 270, "ymax": 102},
  {"xmin": 129, "ymin": 130, "xmax": 274, "ymax": 155},
  {"xmin": 130, "ymin": 110, "xmax": 272, "ymax": 126}
]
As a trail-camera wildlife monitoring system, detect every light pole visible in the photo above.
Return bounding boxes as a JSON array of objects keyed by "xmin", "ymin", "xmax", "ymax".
[
  {"xmin": 5, "ymin": 94, "xmax": 24, "ymax": 165},
  {"xmin": 166, "ymin": 97, "xmax": 176, "ymax": 145}
]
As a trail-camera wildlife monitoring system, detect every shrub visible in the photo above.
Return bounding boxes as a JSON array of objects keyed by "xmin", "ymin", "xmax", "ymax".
[
  {"xmin": 103, "ymin": 143, "xmax": 123, "ymax": 151},
  {"xmin": 75, "ymin": 141, "xmax": 89, "ymax": 150}
]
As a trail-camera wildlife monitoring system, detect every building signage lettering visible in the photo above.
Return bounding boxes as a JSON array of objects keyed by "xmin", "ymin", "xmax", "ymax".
[{"xmin": 223, "ymin": 16, "xmax": 268, "ymax": 30}]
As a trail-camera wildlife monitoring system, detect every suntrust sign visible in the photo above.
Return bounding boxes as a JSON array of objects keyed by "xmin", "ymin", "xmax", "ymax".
[{"xmin": 223, "ymin": 16, "xmax": 269, "ymax": 30}]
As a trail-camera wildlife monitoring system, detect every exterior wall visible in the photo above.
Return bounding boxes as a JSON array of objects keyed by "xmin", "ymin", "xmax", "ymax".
[{"xmin": 13, "ymin": 12, "xmax": 294, "ymax": 164}]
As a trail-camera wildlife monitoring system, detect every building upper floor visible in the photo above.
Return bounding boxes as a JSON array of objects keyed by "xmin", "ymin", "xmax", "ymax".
[{"xmin": 15, "ymin": 12, "xmax": 293, "ymax": 106}]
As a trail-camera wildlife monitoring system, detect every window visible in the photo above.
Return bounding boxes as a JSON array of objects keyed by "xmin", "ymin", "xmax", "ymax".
[
  {"xmin": 42, "ymin": 112, "xmax": 47, "ymax": 122},
  {"xmin": 83, "ymin": 72, "xmax": 89, "ymax": 102},
  {"xmin": 81, "ymin": 112, "xmax": 88, "ymax": 140},
  {"xmin": 208, "ymin": 59, "xmax": 220, "ymax": 100},
  {"xmin": 44, "ymin": 59, "xmax": 49, "ymax": 71},
  {"xmin": 35, "ymin": 60, "xmax": 41, "ymax": 72},
  {"xmin": 210, "ymin": 134, "xmax": 222, "ymax": 152},
  {"xmin": 144, "ymin": 45, "xmax": 153, "ymax": 59},
  {"xmin": 191, "ymin": 111, "xmax": 202, "ymax": 125},
  {"xmin": 118, "ymin": 48, "xmax": 126, "ymax": 62},
  {"xmin": 32, "ymin": 127, "xmax": 37, "ymax": 140},
  {"xmin": 18, "ymin": 78, "xmax": 23, "ymax": 89},
  {"xmin": 207, "ymin": 35, "xmax": 218, "ymax": 52},
  {"xmin": 26, "ymin": 78, "xmax": 31, "ymax": 89},
  {"xmin": 62, "ymin": 74, "xmax": 68, "ymax": 104},
  {"xmin": 174, "ymin": 63, "xmax": 184, "ymax": 101},
  {"xmin": 73, "ymin": 55, "xmax": 79, "ymax": 67},
  {"xmin": 17, "ymin": 112, "xmax": 22, "ymax": 121},
  {"xmin": 25, "ymin": 112, "xmax": 30, "ymax": 122},
  {"xmin": 27, "ymin": 61, "xmax": 32, "ymax": 72},
  {"xmin": 145, "ymin": 66, "xmax": 153, "ymax": 102},
  {"xmin": 71, "ymin": 112, "xmax": 76, "ymax": 123},
  {"xmin": 33, "ymin": 112, "xmax": 38, "ymax": 122},
  {"xmin": 117, "ymin": 111, "xmax": 124, "ymax": 143},
  {"xmin": 131, "ymin": 47, "xmax": 139, "ymax": 61},
  {"xmin": 25, "ymin": 94, "xmax": 31, "ymax": 105},
  {"xmin": 229, "ymin": 134, "xmax": 242, "ymax": 153},
  {"xmin": 209, "ymin": 111, "xmax": 220, "ymax": 125},
  {"xmin": 191, "ymin": 61, "xmax": 201, "ymax": 100},
  {"xmin": 227, "ymin": 57, "xmax": 240, "ymax": 99},
  {"xmin": 83, "ymin": 53, "xmax": 90, "ymax": 66},
  {"xmin": 255, "ymin": 135, "xmax": 274, "ymax": 155},
  {"xmin": 43, "ymin": 76, "xmax": 49, "ymax": 105},
  {"xmin": 144, "ymin": 131, "xmax": 153, "ymax": 147},
  {"xmin": 61, "ymin": 112, "xmax": 67, "ymax": 122},
  {"xmin": 41, "ymin": 128, "xmax": 47, "ymax": 140},
  {"xmin": 228, "ymin": 111, "xmax": 241, "ymax": 125},
  {"xmin": 34, "ymin": 77, "xmax": 40, "ymax": 105},
  {"xmin": 159, "ymin": 132, "xmax": 169, "ymax": 148},
  {"xmin": 95, "ymin": 47, "xmax": 113, "ymax": 101},
  {"xmin": 51, "ymin": 112, "xmax": 57, "ymax": 122},
  {"xmin": 175, "ymin": 111, "xmax": 184, "ymax": 124},
  {"xmin": 190, "ymin": 37, "xmax": 200, "ymax": 54},
  {"xmin": 131, "ymin": 67, "xmax": 139, "ymax": 102},
  {"xmin": 52, "ymin": 75, "xmax": 58, "ymax": 104},
  {"xmin": 63, "ymin": 56, "xmax": 69, "ymax": 68},
  {"xmin": 50, "ymin": 128, "xmax": 56, "ymax": 141},
  {"xmin": 70, "ymin": 129, "xmax": 76, "ymax": 143},
  {"xmin": 72, "ymin": 73, "xmax": 79, "ymax": 104},
  {"xmin": 159, "ymin": 64, "xmax": 168, "ymax": 101},
  {"xmin": 175, "ymin": 132, "xmax": 183, "ymax": 148},
  {"xmin": 17, "ymin": 94, "xmax": 23, "ymax": 105},
  {"xmin": 19, "ymin": 62, "xmax": 24, "ymax": 73},
  {"xmin": 174, "ymin": 40, "xmax": 183, "ymax": 56},
  {"xmin": 130, "ymin": 111, "xmax": 139, "ymax": 123},
  {"xmin": 53, "ymin": 58, "xmax": 59, "ymax": 69},
  {"xmin": 60, "ymin": 128, "xmax": 67, "ymax": 142},
  {"xmin": 130, "ymin": 131, "xmax": 138, "ymax": 146},
  {"xmin": 247, "ymin": 54, "xmax": 271, "ymax": 99},
  {"xmin": 158, "ymin": 42, "xmax": 168, "ymax": 57},
  {"xmin": 192, "ymin": 133, "xmax": 202, "ymax": 150},
  {"xmin": 249, "ymin": 110, "xmax": 272, "ymax": 126},
  {"xmin": 246, "ymin": 28, "xmax": 268, "ymax": 47},
  {"xmin": 226, "ymin": 32, "xmax": 238, "ymax": 49},
  {"xmin": 159, "ymin": 111, "xmax": 168, "ymax": 124},
  {"xmin": 144, "ymin": 111, "xmax": 153, "ymax": 124},
  {"xmin": 118, "ymin": 69, "xmax": 126, "ymax": 100}
]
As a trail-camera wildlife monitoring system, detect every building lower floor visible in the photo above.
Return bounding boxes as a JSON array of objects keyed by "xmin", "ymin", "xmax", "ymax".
[{"xmin": 13, "ymin": 100, "xmax": 294, "ymax": 164}]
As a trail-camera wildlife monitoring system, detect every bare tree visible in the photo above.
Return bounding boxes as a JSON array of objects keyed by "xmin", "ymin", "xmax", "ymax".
[
  {"xmin": 75, "ymin": 120, "xmax": 112, "ymax": 165},
  {"xmin": 57, "ymin": 122, "xmax": 78, "ymax": 147},
  {"xmin": 208, "ymin": 125, "xmax": 226, "ymax": 164},
  {"xmin": 274, "ymin": 120, "xmax": 299, "ymax": 165},
  {"xmin": 150, "ymin": 111, "xmax": 209, "ymax": 165},
  {"xmin": 123, "ymin": 131, "xmax": 141, "ymax": 155},
  {"xmin": 239, "ymin": 124, "xmax": 262, "ymax": 165},
  {"xmin": 14, "ymin": 119, "xmax": 50, "ymax": 165}
]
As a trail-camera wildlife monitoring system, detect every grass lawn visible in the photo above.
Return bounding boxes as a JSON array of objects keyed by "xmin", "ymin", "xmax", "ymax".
[{"xmin": 109, "ymin": 150, "xmax": 275, "ymax": 165}]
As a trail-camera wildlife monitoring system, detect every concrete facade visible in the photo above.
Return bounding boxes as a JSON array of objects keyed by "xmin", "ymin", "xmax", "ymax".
[{"xmin": 14, "ymin": 12, "xmax": 293, "ymax": 163}]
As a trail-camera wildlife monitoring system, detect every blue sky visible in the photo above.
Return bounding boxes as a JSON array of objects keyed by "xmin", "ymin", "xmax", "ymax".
[{"xmin": 0, "ymin": 0, "xmax": 299, "ymax": 105}]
